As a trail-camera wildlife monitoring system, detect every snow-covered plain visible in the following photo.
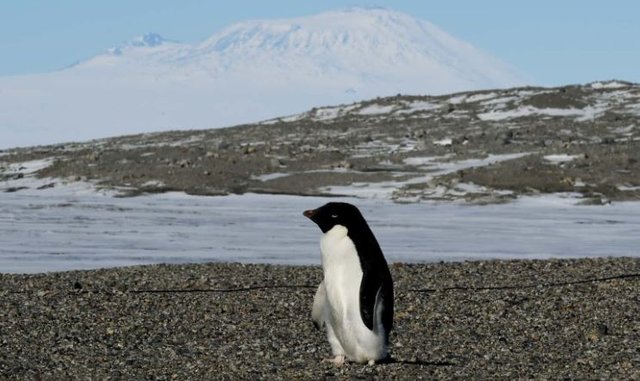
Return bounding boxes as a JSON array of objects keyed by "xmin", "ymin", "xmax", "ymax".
[{"xmin": 1, "ymin": 189, "xmax": 639, "ymax": 274}]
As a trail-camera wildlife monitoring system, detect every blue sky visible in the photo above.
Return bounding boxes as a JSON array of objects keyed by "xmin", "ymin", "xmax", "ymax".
[{"xmin": 1, "ymin": 0, "xmax": 638, "ymax": 85}]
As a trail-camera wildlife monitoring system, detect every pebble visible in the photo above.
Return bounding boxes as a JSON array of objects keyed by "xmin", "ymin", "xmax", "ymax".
[{"xmin": 1, "ymin": 258, "xmax": 640, "ymax": 379}]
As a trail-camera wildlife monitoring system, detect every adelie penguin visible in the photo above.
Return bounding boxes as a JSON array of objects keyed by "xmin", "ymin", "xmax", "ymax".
[{"xmin": 303, "ymin": 202, "xmax": 394, "ymax": 366}]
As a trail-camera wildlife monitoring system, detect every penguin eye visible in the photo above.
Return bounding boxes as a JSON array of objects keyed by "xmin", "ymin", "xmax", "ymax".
[{"xmin": 331, "ymin": 214, "xmax": 338, "ymax": 219}]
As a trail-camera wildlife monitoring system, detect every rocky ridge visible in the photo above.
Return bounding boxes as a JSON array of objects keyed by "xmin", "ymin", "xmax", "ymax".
[{"xmin": 1, "ymin": 80, "xmax": 639, "ymax": 204}]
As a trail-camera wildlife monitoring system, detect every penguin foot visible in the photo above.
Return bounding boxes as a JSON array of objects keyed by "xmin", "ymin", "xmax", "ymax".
[{"xmin": 323, "ymin": 355, "xmax": 346, "ymax": 366}]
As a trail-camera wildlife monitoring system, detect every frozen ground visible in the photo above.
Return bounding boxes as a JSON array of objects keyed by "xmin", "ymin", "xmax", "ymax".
[{"xmin": 1, "ymin": 187, "xmax": 639, "ymax": 273}]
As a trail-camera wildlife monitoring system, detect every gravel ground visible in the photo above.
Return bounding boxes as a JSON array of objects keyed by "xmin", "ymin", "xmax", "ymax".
[{"xmin": 2, "ymin": 257, "xmax": 640, "ymax": 379}]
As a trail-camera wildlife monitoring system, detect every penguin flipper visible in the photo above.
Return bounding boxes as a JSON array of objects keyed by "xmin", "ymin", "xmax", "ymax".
[
  {"xmin": 312, "ymin": 281, "xmax": 327, "ymax": 330},
  {"xmin": 373, "ymin": 282, "xmax": 394, "ymax": 341},
  {"xmin": 360, "ymin": 273, "xmax": 393, "ymax": 334},
  {"xmin": 359, "ymin": 273, "xmax": 380, "ymax": 331}
]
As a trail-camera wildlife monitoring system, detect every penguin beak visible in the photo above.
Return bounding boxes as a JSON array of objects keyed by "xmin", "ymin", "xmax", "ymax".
[{"xmin": 303, "ymin": 209, "xmax": 316, "ymax": 219}]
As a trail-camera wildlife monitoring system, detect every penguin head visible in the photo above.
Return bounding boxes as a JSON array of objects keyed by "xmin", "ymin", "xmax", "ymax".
[{"xmin": 303, "ymin": 202, "xmax": 366, "ymax": 233}]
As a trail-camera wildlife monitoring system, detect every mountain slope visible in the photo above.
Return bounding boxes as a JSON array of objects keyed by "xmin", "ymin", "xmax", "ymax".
[
  {"xmin": 2, "ymin": 81, "xmax": 638, "ymax": 204},
  {"xmin": 0, "ymin": 8, "xmax": 529, "ymax": 149}
]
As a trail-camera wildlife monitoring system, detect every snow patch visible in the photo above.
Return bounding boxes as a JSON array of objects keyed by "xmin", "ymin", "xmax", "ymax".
[
  {"xmin": 480, "ymin": 95, "xmax": 519, "ymax": 108},
  {"xmin": 544, "ymin": 154, "xmax": 582, "ymax": 164},
  {"xmin": 617, "ymin": 184, "xmax": 640, "ymax": 191},
  {"xmin": 612, "ymin": 125, "xmax": 636, "ymax": 136},
  {"xmin": 574, "ymin": 105, "xmax": 609, "ymax": 122},
  {"xmin": 462, "ymin": 92, "xmax": 498, "ymax": 103},
  {"xmin": 325, "ymin": 153, "xmax": 532, "ymax": 199},
  {"xmin": 358, "ymin": 104, "xmax": 396, "ymax": 115},
  {"xmin": 433, "ymin": 138, "xmax": 453, "ymax": 146},
  {"xmin": 422, "ymin": 153, "xmax": 531, "ymax": 177},
  {"xmin": 313, "ymin": 107, "xmax": 344, "ymax": 120},
  {"xmin": 625, "ymin": 103, "xmax": 640, "ymax": 117},
  {"xmin": 590, "ymin": 81, "xmax": 629, "ymax": 89},
  {"xmin": 403, "ymin": 155, "xmax": 451, "ymax": 167},
  {"xmin": 478, "ymin": 105, "xmax": 608, "ymax": 122},
  {"xmin": 1, "ymin": 158, "xmax": 55, "ymax": 175},
  {"xmin": 448, "ymin": 95, "xmax": 467, "ymax": 104},
  {"xmin": 251, "ymin": 172, "xmax": 291, "ymax": 182},
  {"xmin": 0, "ymin": 158, "xmax": 119, "ymax": 197},
  {"xmin": 141, "ymin": 180, "xmax": 166, "ymax": 187},
  {"xmin": 395, "ymin": 101, "xmax": 440, "ymax": 114}
]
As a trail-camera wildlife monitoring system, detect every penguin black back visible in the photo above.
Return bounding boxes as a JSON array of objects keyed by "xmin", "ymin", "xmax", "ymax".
[{"xmin": 304, "ymin": 202, "xmax": 394, "ymax": 337}]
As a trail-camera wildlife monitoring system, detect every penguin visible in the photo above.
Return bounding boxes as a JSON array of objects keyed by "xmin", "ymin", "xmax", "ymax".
[{"xmin": 303, "ymin": 202, "xmax": 394, "ymax": 365}]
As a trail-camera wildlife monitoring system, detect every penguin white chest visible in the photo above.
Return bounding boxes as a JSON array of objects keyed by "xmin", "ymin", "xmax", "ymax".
[
  {"xmin": 320, "ymin": 225, "xmax": 363, "ymax": 309},
  {"xmin": 319, "ymin": 225, "xmax": 384, "ymax": 362}
]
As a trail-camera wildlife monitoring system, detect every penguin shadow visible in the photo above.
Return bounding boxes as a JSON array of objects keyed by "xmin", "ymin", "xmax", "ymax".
[{"xmin": 377, "ymin": 357, "xmax": 456, "ymax": 367}]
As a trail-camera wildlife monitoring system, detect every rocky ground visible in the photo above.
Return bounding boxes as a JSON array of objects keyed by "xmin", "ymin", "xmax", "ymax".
[
  {"xmin": 1, "ymin": 257, "xmax": 640, "ymax": 379},
  {"xmin": 1, "ymin": 81, "xmax": 639, "ymax": 204}
]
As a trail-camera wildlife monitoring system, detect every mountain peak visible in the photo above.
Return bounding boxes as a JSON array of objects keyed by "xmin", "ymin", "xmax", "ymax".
[
  {"xmin": 195, "ymin": 8, "xmax": 527, "ymax": 90},
  {"xmin": 200, "ymin": 8, "xmax": 433, "ymax": 57},
  {"xmin": 108, "ymin": 33, "xmax": 173, "ymax": 55},
  {"xmin": 130, "ymin": 33, "xmax": 169, "ymax": 47}
]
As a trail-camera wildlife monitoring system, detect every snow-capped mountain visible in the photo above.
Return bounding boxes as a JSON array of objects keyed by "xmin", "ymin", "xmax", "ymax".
[
  {"xmin": 0, "ymin": 8, "xmax": 530, "ymax": 149},
  {"xmin": 105, "ymin": 32, "xmax": 174, "ymax": 55}
]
